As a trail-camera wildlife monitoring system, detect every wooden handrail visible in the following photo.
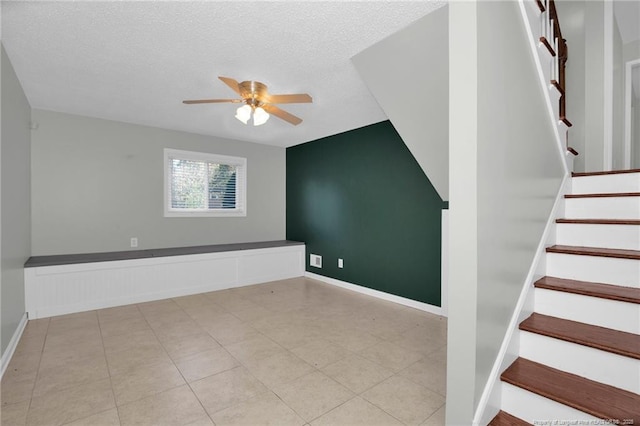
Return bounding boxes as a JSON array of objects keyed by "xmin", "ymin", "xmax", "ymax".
[
  {"xmin": 549, "ymin": 0, "xmax": 569, "ymax": 127},
  {"xmin": 539, "ymin": 0, "xmax": 576, "ymax": 155}
]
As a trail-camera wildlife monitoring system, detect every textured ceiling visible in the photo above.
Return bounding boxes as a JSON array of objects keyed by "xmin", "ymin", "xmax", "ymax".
[{"xmin": 2, "ymin": 1, "xmax": 445, "ymax": 147}]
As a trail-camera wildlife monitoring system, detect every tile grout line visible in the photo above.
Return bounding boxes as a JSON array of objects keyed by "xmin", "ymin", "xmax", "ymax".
[
  {"xmin": 136, "ymin": 299, "xmax": 216, "ymax": 425},
  {"xmin": 95, "ymin": 309, "xmax": 122, "ymax": 426},
  {"xmin": 152, "ymin": 295, "xmax": 274, "ymax": 423},
  {"xmin": 182, "ymin": 290, "xmax": 344, "ymax": 423},
  {"xmin": 396, "ymin": 357, "xmax": 447, "ymax": 398},
  {"xmin": 104, "ymin": 308, "xmax": 130, "ymax": 426},
  {"xmin": 172, "ymin": 299, "xmax": 228, "ymax": 426},
  {"xmin": 23, "ymin": 317, "xmax": 50, "ymax": 424},
  {"xmin": 35, "ymin": 311, "xmax": 113, "ymax": 426},
  {"xmin": 8, "ymin": 278, "xmax": 447, "ymax": 425},
  {"xmin": 193, "ymin": 290, "xmax": 330, "ymax": 423},
  {"xmin": 423, "ymin": 402, "xmax": 447, "ymax": 424}
]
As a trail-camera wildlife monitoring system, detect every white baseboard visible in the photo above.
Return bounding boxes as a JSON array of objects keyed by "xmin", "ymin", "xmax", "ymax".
[
  {"xmin": 305, "ymin": 271, "xmax": 445, "ymax": 317},
  {"xmin": 1, "ymin": 312, "xmax": 28, "ymax": 380}
]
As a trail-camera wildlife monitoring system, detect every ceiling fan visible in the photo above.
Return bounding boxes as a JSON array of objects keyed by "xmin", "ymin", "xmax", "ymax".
[{"xmin": 183, "ymin": 76, "xmax": 312, "ymax": 126}]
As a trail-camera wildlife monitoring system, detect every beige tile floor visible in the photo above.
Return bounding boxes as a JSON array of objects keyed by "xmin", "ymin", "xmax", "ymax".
[{"xmin": 1, "ymin": 277, "xmax": 447, "ymax": 426}]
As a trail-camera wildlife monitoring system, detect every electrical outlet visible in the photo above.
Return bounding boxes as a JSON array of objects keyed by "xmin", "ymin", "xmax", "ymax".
[
  {"xmin": 338, "ymin": 258, "xmax": 344, "ymax": 268},
  {"xmin": 130, "ymin": 237, "xmax": 138, "ymax": 248}
]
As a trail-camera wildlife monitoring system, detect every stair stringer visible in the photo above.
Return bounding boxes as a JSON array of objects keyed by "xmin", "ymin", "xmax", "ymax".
[{"xmin": 473, "ymin": 174, "xmax": 571, "ymax": 425}]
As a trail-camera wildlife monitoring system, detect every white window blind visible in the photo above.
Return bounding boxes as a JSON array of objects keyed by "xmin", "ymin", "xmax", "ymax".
[{"xmin": 164, "ymin": 149, "xmax": 246, "ymax": 217}]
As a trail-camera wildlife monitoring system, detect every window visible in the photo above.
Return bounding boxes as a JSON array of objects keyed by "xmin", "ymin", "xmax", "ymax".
[{"xmin": 164, "ymin": 148, "xmax": 246, "ymax": 217}]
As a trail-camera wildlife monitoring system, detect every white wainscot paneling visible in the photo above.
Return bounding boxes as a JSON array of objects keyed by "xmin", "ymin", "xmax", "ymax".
[
  {"xmin": 25, "ymin": 245, "xmax": 305, "ymax": 319},
  {"xmin": 239, "ymin": 249, "xmax": 303, "ymax": 285}
]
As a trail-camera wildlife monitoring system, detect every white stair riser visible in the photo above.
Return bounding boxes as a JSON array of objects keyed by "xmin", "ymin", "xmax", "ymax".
[
  {"xmin": 571, "ymin": 173, "xmax": 640, "ymax": 194},
  {"xmin": 534, "ymin": 288, "xmax": 640, "ymax": 333},
  {"xmin": 520, "ymin": 331, "xmax": 640, "ymax": 393},
  {"xmin": 564, "ymin": 197, "xmax": 640, "ymax": 219},
  {"xmin": 501, "ymin": 382, "xmax": 601, "ymax": 424},
  {"xmin": 556, "ymin": 223, "xmax": 640, "ymax": 250},
  {"xmin": 546, "ymin": 253, "xmax": 640, "ymax": 288}
]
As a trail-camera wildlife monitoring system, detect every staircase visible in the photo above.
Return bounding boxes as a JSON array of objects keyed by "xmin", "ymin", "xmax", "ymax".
[{"xmin": 490, "ymin": 169, "xmax": 640, "ymax": 425}]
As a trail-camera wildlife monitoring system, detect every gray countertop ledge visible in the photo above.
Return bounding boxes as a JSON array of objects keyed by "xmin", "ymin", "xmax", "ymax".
[{"xmin": 25, "ymin": 240, "xmax": 304, "ymax": 268}]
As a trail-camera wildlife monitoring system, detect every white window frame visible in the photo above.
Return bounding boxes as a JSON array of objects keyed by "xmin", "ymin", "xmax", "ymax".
[{"xmin": 164, "ymin": 148, "xmax": 247, "ymax": 217}]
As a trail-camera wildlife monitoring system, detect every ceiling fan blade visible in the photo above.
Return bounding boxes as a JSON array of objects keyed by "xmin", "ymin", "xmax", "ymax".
[
  {"xmin": 218, "ymin": 76, "xmax": 242, "ymax": 95},
  {"xmin": 183, "ymin": 99, "xmax": 243, "ymax": 104},
  {"xmin": 267, "ymin": 94, "xmax": 313, "ymax": 104},
  {"xmin": 262, "ymin": 104, "xmax": 303, "ymax": 125}
]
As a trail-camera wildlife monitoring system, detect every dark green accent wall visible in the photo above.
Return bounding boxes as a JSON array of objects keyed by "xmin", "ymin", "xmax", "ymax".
[{"xmin": 286, "ymin": 120, "xmax": 445, "ymax": 306}]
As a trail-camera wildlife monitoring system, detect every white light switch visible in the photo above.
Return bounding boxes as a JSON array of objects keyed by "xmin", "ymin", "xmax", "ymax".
[{"xmin": 338, "ymin": 258, "xmax": 343, "ymax": 268}]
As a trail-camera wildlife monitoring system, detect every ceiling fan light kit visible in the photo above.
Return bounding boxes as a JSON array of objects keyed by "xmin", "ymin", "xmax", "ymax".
[
  {"xmin": 235, "ymin": 104, "xmax": 270, "ymax": 126},
  {"xmin": 183, "ymin": 76, "xmax": 312, "ymax": 126},
  {"xmin": 252, "ymin": 106, "xmax": 269, "ymax": 126},
  {"xmin": 234, "ymin": 104, "xmax": 252, "ymax": 124}
]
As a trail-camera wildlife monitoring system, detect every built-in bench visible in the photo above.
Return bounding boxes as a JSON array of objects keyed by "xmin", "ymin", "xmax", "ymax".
[{"xmin": 24, "ymin": 240, "xmax": 305, "ymax": 319}]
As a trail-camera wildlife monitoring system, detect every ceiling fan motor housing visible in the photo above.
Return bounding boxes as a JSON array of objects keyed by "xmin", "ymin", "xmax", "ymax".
[{"xmin": 239, "ymin": 81, "xmax": 268, "ymax": 107}]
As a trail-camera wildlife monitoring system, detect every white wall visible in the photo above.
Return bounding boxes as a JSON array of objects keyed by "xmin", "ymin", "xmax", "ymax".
[
  {"xmin": 447, "ymin": 2, "xmax": 565, "ymax": 423},
  {"xmin": 613, "ymin": 17, "xmax": 625, "ymax": 170},
  {"xmin": 447, "ymin": 1, "xmax": 478, "ymax": 422},
  {"xmin": 558, "ymin": 0, "xmax": 635, "ymax": 172},
  {"xmin": 584, "ymin": 0, "xmax": 607, "ymax": 171},
  {"xmin": 1, "ymin": 45, "xmax": 31, "ymax": 355},
  {"xmin": 635, "ymin": 103, "xmax": 640, "ymax": 167},
  {"xmin": 30, "ymin": 110, "xmax": 286, "ymax": 255},
  {"xmin": 475, "ymin": 0, "xmax": 565, "ymax": 406},
  {"xmin": 624, "ymin": 40, "xmax": 640, "ymax": 63},
  {"xmin": 351, "ymin": 6, "xmax": 449, "ymax": 201},
  {"xmin": 624, "ymin": 41, "xmax": 640, "ymax": 169}
]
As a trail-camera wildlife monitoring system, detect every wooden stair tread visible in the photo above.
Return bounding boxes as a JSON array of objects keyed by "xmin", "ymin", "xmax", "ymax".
[
  {"xmin": 501, "ymin": 358, "xmax": 640, "ymax": 421},
  {"xmin": 539, "ymin": 36, "xmax": 556, "ymax": 57},
  {"xmin": 488, "ymin": 410, "xmax": 531, "ymax": 426},
  {"xmin": 572, "ymin": 169, "xmax": 640, "ymax": 177},
  {"xmin": 550, "ymin": 80, "xmax": 564, "ymax": 96},
  {"xmin": 556, "ymin": 218, "xmax": 640, "ymax": 225},
  {"xmin": 535, "ymin": 276, "xmax": 640, "ymax": 304},
  {"xmin": 565, "ymin": 192, "xmax": 640, "ymax": 198},
  {"xmin": 519, "ymin": 313, "xmax": 640, "ymax": 359},
  {"xmin": 560, "ymin": 116, "xmax": 573, "ymax": 127},
  {"xmin": 546, "ymin": 245, "xmax": 640, "ymax": 260}
]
